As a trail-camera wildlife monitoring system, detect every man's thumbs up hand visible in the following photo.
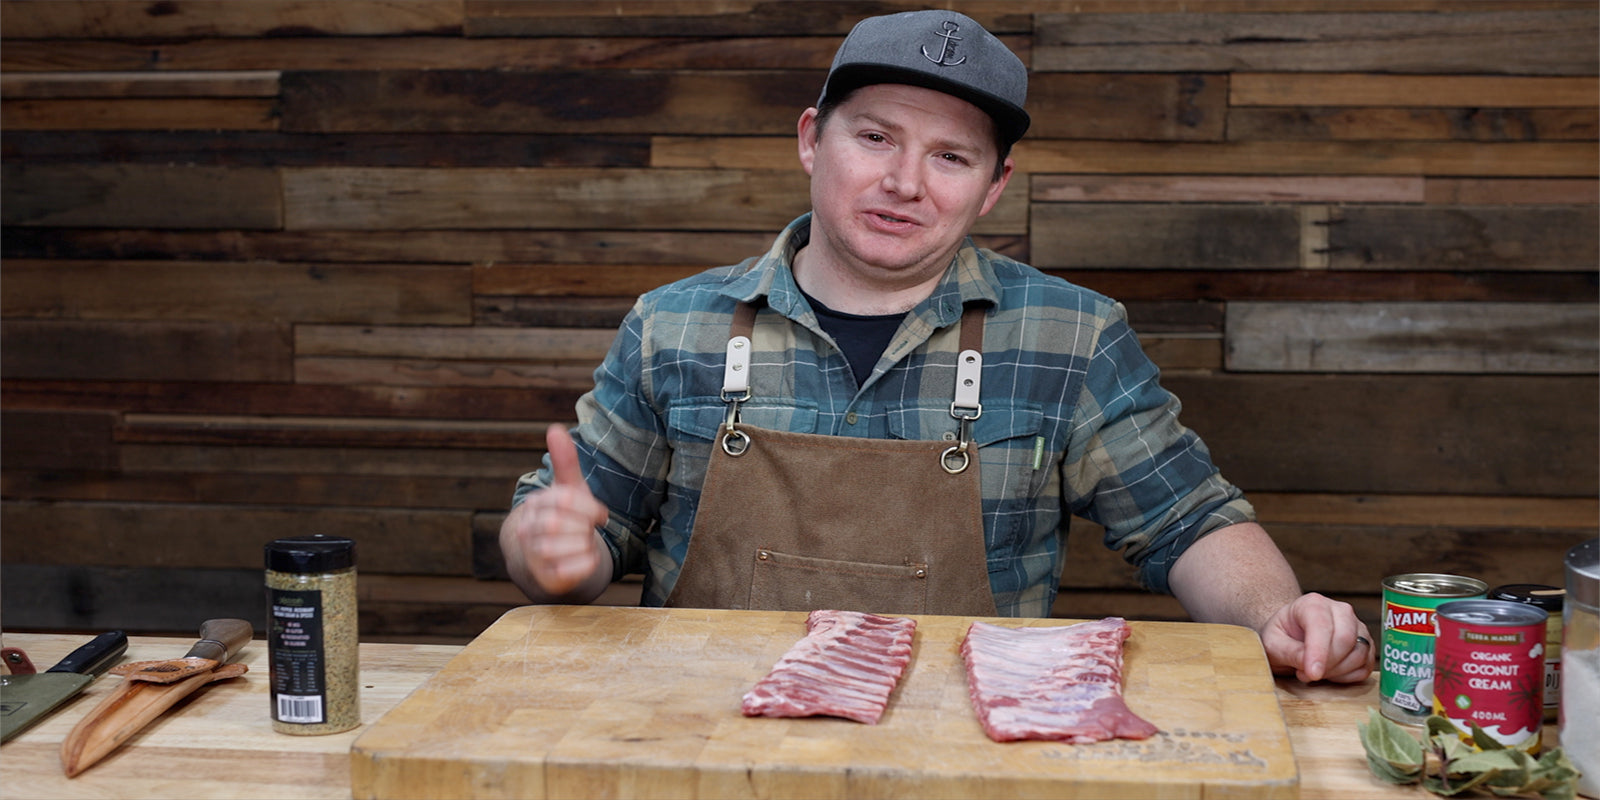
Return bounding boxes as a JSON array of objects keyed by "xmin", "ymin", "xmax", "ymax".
[{"xmin": 499, "ymin": 424, "xmax": 610, "ymax": 598}]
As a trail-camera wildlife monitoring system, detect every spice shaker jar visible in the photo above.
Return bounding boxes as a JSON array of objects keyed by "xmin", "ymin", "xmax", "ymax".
[{"xmin": 265, "ymin": 534, "xmax": 359, "ymax": 735}]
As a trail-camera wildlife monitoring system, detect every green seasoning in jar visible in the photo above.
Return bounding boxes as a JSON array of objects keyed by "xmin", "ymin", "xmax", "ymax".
[
  {"xmin": 1489, "ymin": 583, "xmax": 1564, "ymax": 723},
  {"xmin": 266, "ymin": 535, "xmax": 359, "ymax": 735}
]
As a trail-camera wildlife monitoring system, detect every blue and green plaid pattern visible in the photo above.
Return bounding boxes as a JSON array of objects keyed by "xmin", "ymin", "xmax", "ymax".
[{"xmin": 514, "ymin": 214, "xmax": 1254, "ymax": 616}]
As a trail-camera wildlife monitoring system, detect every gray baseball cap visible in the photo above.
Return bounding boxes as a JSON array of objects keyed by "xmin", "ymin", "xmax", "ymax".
[{"xmin": 818, "ymin": 10, "xmax": 1030, "ymax": 145}]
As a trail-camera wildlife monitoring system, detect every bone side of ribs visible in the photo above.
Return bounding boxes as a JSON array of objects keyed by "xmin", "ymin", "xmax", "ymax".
[
  {"xmin": 961, "ymin": 617, "xmax": 1159, "ymax": 743},
  {"xmin": 741, "ymin": 610, "xmax": 917, "ymax": 725}
]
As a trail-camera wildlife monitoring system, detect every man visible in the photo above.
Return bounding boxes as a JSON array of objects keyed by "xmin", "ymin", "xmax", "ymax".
[{"xmin": 501, "ymin": 10, "xmax": 1372, "ymax": 684}]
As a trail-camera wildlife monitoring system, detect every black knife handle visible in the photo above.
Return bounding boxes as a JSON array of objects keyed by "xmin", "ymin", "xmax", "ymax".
[{"xmin": 46, "ymin": 630, "xmax": 128, "ymax": 677}]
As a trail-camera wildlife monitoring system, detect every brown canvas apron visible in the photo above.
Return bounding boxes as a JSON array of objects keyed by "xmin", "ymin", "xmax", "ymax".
[{"xmin": 665, "ymin": 302, "xmax": 998, "ymax": 617}]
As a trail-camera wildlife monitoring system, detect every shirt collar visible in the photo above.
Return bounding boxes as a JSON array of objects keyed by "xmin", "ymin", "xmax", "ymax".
[{"xmin": 721, "ymin": 213, "xmax": 1000, "ymax": 327}]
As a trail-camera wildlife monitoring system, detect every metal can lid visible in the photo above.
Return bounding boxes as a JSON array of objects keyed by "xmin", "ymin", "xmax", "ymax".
[
  {"xmin": 1487, "ymin": 584, "xmax": 1565, "ymax": 612},
  {"xmin": 1568, "ymin": 539, "xmax": 1599, "ymax": 607},
  {"xmin": 1438, "ymin": 599, "xmax": 1548, "ymax": 626},
  {"xmin": 1383, "ymin": 573, "xmax": 1489, "ymax": 597},
  {"xmin": 265, "ymin": 534, "xmax": 356, "ymax": 573}
]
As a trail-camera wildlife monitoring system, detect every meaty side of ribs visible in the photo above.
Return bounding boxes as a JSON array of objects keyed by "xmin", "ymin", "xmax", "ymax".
[
  {"xmin": 740, "ymin": 610, "xmax": 917, "ymax": 725},
  {"xmin": 961, "ymin": 617, "xmax": 1159, "ymax": 743}
]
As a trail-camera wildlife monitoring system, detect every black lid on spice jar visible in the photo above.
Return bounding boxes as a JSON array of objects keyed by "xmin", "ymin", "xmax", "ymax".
[
  {"xmin": 266, "ymin": 535, "xmax": 356, "ymax": 573},
  {"xmin": 1487, "ymin": 583, "xmax": 1564, "ymax": 612}
]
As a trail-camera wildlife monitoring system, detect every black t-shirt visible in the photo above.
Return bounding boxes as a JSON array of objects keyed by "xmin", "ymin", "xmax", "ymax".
[{"xmin": 803, "ymin": 291, "xmax": 907, "ymax": 388}]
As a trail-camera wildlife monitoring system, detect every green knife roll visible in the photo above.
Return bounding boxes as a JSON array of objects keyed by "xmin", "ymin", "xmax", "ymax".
[{"xmin": 0, "ymin": 631, "xmax": 129, "ymax": 743}]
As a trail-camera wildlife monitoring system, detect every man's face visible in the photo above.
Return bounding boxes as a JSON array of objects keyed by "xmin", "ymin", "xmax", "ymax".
[{"xmin": 797, "ymin": 83, "xmax": 1013, "ymax": 295}]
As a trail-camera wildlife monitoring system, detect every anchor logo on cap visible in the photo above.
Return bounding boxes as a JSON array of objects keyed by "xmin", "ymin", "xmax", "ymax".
[{"xmin": 921, "ymin": 21, "xmax": 966, "ymax": 67}]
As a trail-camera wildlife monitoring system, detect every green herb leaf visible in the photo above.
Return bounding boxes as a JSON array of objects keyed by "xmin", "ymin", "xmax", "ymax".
[
  {"xmin": 1521, "ymin": 747, "xmax": 1580, "ymax": 800},
  {"xmin": 1356, "ymin": 712, "xmax": 1581, "ymax": 799},
  {"xmin": 1359, "ymin": 708, "xmax": 1424, "ymax": 781},
  {"xmin": 1432, "ymin": 728, "xmax": 1471, "ymax": 765},
  {"xmin": 1450, "ymin": 748, "xmax": 1525, "ymax": 776},
  {"xmin": 1425, "ymin": 768, "xmax": 1500, "ymax": 797},
  {"xmin": 1470, "ymin": 722, "xmax": 1507, "ymax": 752}
]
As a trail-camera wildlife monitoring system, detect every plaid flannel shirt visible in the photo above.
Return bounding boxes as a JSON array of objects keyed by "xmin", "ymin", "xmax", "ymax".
[{"xmin": 514, "ymin": 214, "xmax": 1254, "ymax": 616}]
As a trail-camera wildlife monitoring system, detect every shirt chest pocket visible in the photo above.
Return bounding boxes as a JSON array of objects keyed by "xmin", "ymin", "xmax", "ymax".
[
  {"xmin": 666, "ymin": 398, "xmax": 820, "ymax": 443},
  {"xmin": 885, "ymin": 400, "xmax": 1048, "ymax": 496}
]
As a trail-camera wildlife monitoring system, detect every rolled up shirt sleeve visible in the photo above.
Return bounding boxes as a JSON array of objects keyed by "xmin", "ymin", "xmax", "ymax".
[{"xmin": 1062, "ymin": 302, "xmax": 1256, "ymax": 595}]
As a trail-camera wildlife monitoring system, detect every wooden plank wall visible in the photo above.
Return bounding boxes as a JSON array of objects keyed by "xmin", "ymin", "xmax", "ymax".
[{"xmin": 2, "ymin": 1, "xmax": 1595, "ymax": 643}]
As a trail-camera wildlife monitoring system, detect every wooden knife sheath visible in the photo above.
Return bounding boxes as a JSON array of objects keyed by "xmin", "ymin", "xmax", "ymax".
[
  {"xmin": 59, "ymin": 619, "xmax": 252, "ymax": 778},
  {"xmin": 60, "ymin": 663, "xmax": 247, "ymax": 777}
]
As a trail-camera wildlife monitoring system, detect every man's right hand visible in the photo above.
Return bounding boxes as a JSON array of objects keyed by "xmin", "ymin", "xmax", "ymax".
[{"xmin": 499, "ymin": 424, "xmax": 612, "ymax": 600}]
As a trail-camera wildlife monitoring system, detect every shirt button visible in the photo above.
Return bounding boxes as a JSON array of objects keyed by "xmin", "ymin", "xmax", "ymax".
[{"xmin": 845, "ymin": 412, "xmax": 859, "ymax": 425}]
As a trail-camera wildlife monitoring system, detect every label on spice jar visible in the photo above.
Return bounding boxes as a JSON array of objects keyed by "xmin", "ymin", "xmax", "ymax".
[{"xmin": 269, "ymin": 588, "xmax": 328, "ymax": 724}]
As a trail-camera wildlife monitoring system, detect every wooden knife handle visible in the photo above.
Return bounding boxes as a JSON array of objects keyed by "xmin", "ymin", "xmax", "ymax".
[{"xmin": 183, "ymin": 619, "xmax": 253, "ymax": 664}]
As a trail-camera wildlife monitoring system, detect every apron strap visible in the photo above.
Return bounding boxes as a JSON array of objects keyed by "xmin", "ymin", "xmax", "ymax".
[
  {"xmin": 944, "ymin": 304, "xmax": 987, "ymax": 474},
  {"xmin": 958, "ymin": 303, "xmax": 985, "ymax": 354},
  {"xmin": 723, "ymin": 301, "xmax": 989, "ymax": 471},
  {"xmin": 718, "ymin": 302, "xmax": 760, "ymax": 456}
]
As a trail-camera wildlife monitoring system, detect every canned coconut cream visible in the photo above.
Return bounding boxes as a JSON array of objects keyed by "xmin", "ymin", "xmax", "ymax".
[
  {"xmin": 1432, "ymin": 599, "xmax": 1548, "ymax": 754},
  {"xmin": 1380, "ymin": 573, "xmax": 1488, "ymax": 724}
]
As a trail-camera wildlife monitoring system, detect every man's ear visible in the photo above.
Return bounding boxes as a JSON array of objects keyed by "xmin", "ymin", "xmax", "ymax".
[
  {"xmin": 978, "ymin": 157, "xmax": 1015, "ymax": 217},
  {"xmin": 796, "ymin": 107, "xmax": 820, "ymax": 176}
]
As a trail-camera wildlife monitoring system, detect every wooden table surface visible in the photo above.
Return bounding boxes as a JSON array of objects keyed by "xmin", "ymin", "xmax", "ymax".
[{"xmin": 0, "ymin": 623, "xmax": 1537, "ymax": 800}]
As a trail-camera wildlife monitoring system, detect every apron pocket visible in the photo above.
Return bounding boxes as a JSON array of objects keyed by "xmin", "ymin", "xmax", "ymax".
[{"xmin": 749, "ymin": 548, "xmax": 929, "ymax": 615}]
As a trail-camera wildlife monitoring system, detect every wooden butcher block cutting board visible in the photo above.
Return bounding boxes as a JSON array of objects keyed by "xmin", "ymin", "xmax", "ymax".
[{"xmin": 351, "ymin": 605, "xmax": 1298, "ymax": 800}]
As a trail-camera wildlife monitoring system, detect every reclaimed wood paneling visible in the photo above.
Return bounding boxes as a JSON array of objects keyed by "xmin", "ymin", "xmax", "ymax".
[
  {"xmin": 112, "ymin": 443, "xmax": 536, "ymax": 478},
  {"xmin": 280, "ymin": 167, "xmax": 822, "ymax": 232},
  {"xmin": 1030, "ymin": 204, "xmax": 1302, "ymax": 268},
  {"xmin": 1, "ymin": 163, "xmax": 280, "ymax": 228},
  {"xmin": 0, "ymin": 468, "xmax": 515, "ymax": 510},
  {"xmin": 1227, "ymin": 302, "xmax": 1600, "ymax": 373},
  {"xmin": 1063, "ymin": 518, "xmax": 1586, "ymax": 596},
  {"xmin": 0, "ymin": 410, "xmax": 117, "ymax": 471},
  {"xmin": 294, "ymin": 358, "xmax": 601, "ymax": 390},
  {"xmin": 1231, "ymin": 74, "xmax": 1600, "ymax": 107},
  {"xmin": 1250, "ymin": 491, "xmax": 1600, "ymax": 529},
  {"xmin": 0, "ymin": 379, "xmax": 586, "ymax": 422},
  {"xmin": 295, "ymin": 324, "xmax": 614, "ymax": 361},
  {"xmin": 0, "ymin": 36, "xmax": 842, "ymax": 74},
  {"xmin": 1, "ymin": 0, "xmax": 1593, "ymax": 641},
  {"xmin": 116, "ymin": 413, "xmax": 549, "ymax": 449},
  {"xmin": 1034, "ymin": 11, "xmax": 1599, "ymax": 75},
  {"xmin": 0, "ymin": 98, "xmax": 279, "ymax": 130},
  {"xmin": 1054, "ymin": 270, "xmax": 1597, "ymax": 303},
  {"xmin": 1226, "ymin": 107, "xmax": 1598, "ymax": 142},
  {"xmin": 0, "ymin": 228, "xmax": 774, "ymax": 264},
  {"xmin": 0, "ymin": 500, "xmax": 472, "ymax": 574},
  {"xmin": 0, "ymin": 131, "xmax": 653, "ymax": 168},
  {"xmin": 0, "ymin": 70, "xmax": 280, "ymax": 98},
  {"xmin": 0, "ymin": 0, "xmax": 464, "ymax": 39},
  {"xmin": 1424, "ymin": 178, "xmax": 1599, "ymax": 205},
  {"xmin": 1031, "ymin": 175, "xmax": 1424, "ymax": 203},
  {"xmin": 1, "ymin": 320, "xmax": 294, "ymax": 381},
  {"xmin": 1327, "ymin": 205, "xmax": 1599, "ymax": 270},
  {"xmin": 1014, "ymin": 140, "xmax": 1599, "ymax": 176},
  {"xmin": 1020, "ymin": 73, "xmax": 1227, "ymax": 141},
  {"xmin": 1166, "ymin": 374, "xmax": 1598, "ymax": 496},
  {"xmin": 280, "ymin": 70, "xmax": 819, "ymax": 135},
  {"xmin": 1, "ymin": 259, "xmax": 474, "ymax": 323}
]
